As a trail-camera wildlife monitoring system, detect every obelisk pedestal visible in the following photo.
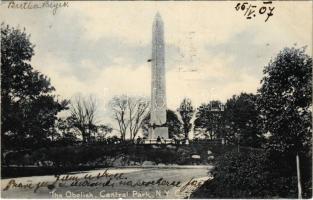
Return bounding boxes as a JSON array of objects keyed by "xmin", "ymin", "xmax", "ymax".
[{"xmin": 149, "ymin": 13, "xmax": 169, "ymax": 139}]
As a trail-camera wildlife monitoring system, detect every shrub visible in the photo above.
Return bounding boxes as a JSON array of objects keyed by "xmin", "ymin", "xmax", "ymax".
[{"xmin": 192, "ymin": 149, "xmax": 311, "ymax": 198}]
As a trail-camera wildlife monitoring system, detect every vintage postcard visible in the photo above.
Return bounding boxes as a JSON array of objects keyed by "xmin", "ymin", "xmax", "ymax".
[{"xmin": 0, "ymin": 0, "xmax": 312, "ymax": 199}]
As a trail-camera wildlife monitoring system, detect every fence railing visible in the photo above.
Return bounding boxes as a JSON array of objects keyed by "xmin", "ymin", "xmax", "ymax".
[
  {"xmin": 191, "ymin": 138, "xmax": 225, "ymax": 145},
  {"xmin": 141, "ymin": 138, "xmax": 225, "ymax": 145},
  {"xmin": 142, "ymin": 139, "xmax": 175, "ymax": 144}
]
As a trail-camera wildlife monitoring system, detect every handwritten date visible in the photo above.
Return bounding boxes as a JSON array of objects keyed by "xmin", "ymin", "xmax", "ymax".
[{"xmin": 235, "ymin": 1, "xmax": 275, "ymax": 22}]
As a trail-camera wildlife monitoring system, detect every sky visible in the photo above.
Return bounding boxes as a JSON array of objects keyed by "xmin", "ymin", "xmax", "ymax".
[{"xmin": 1, "ymin": 1, "xmax": 312, "ymax": 131}]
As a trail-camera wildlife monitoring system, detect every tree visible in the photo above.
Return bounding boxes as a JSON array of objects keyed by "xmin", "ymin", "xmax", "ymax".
[
  {"xmin": 223, "ymin": 93, "xmax": 264, "ymax": 147},
  {"xmin": 127, "ymin": 96, "xmax": 150, "ymax": 140},
  {"xmin": 194, "ymin": 100, "xmax": 224, "ymax": 140},
  {"xmin": 167, "ymin": 110, "xmax": 183, "ymax": 139},
  {"xmin": 177, "ymin": 98, "xmax": 195, "ymax": 139},
  {"xmin": 257, "ymin": 47, "xmax": 312, "ymax": 197},
  {"xmin": 109, "ymin": 95, "xmax": 149, "ymax": 140},
  {"xmin": 69, "ymin": 95, "xmax": 96, "ymax": 143},
  {"xmin": 96, "ymin": 125, "xmax": 113, "ymax": 142},
  {"xmin": 258, "ymin": 47, "xmax": 312, "ymax": 153},
  {"xmin": 1, "ymin": 24, "xmax": 67, "ymax": 150},
  {"xmin": 109, "ymin": 95, "xmax": 128, "ymax": 140},
  {"xmin": 141, "ymin": 109, "xmax": 183, "ymax": 139},
  {"xmin": 68, "ymin": 95, "xmax": 112, "ymax": 143},
  {"xmin": 55, "ymin": 118, "xmax": 78, "ymax": 145}
]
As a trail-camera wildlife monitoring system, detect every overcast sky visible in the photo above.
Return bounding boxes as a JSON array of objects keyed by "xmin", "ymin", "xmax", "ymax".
[{"xmin": 1, "ymin": 1, "xmax": 312, "ymax": 129}]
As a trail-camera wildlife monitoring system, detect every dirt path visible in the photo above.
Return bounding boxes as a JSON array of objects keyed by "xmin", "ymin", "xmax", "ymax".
[{"xmin": 1, "ymin": 166, "xmax": 212, "ymax": 199}]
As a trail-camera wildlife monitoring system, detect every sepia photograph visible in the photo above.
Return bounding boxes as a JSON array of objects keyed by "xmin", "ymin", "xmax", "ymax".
[{"xmin": 0, "ymin": 0, "xmax": 312, "ymax": 199}]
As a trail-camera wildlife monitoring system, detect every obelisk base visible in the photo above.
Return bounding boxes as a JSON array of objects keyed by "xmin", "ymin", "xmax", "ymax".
[{"xmin": 149, "ymin": 127, "xmax": 168, "ymax": 139}]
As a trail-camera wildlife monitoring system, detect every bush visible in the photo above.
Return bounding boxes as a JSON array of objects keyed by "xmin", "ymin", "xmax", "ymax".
[
  {"xmin": 191, "ymin": 149, "xmax": 312, "ymax": 198},
  {"xmin": 2, "ymin": 143, "xmax": 228, "ymax": 178},
  {"xmin": 3, "ymin": 144, "xmax": 196, "ymax": 167}
]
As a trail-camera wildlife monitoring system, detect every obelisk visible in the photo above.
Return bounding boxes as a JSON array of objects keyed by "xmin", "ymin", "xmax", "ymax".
[{"xmin": 149, "ymin": 12, "xmax": 169, "ymax": 139}]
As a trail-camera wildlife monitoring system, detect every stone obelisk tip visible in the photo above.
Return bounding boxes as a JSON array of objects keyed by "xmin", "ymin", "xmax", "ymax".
[{"xmin": 154, "ymin": 12, "xmax": 162, "ymax": 21}]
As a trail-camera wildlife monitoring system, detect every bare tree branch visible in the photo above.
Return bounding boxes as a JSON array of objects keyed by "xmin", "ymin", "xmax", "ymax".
[
  {"xmin": 69, "ymin": 94, "xmax": 110, "ymax": 143},
  {"xmin": 110, "ymin": 95, "xmax": 150, "ymax": 141}
]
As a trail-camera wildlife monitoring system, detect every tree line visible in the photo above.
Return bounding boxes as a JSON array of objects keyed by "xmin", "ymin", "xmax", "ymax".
[{"xmin": 1, "ymin": 24, "xmax": 311, "ymax": 158}]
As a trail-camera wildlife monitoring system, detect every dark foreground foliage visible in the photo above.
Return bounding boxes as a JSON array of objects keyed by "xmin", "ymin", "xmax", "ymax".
[
  {"xmin": 1, "ymin": 24, "xmax": 68, "ymax": 151},
  {"xmin": 1, "ymin": 143, "xmax": 230, "ymax": 178},
  {"xmin": 191, "ymin": 149, "xmax": 312, "ymax": 198}
]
